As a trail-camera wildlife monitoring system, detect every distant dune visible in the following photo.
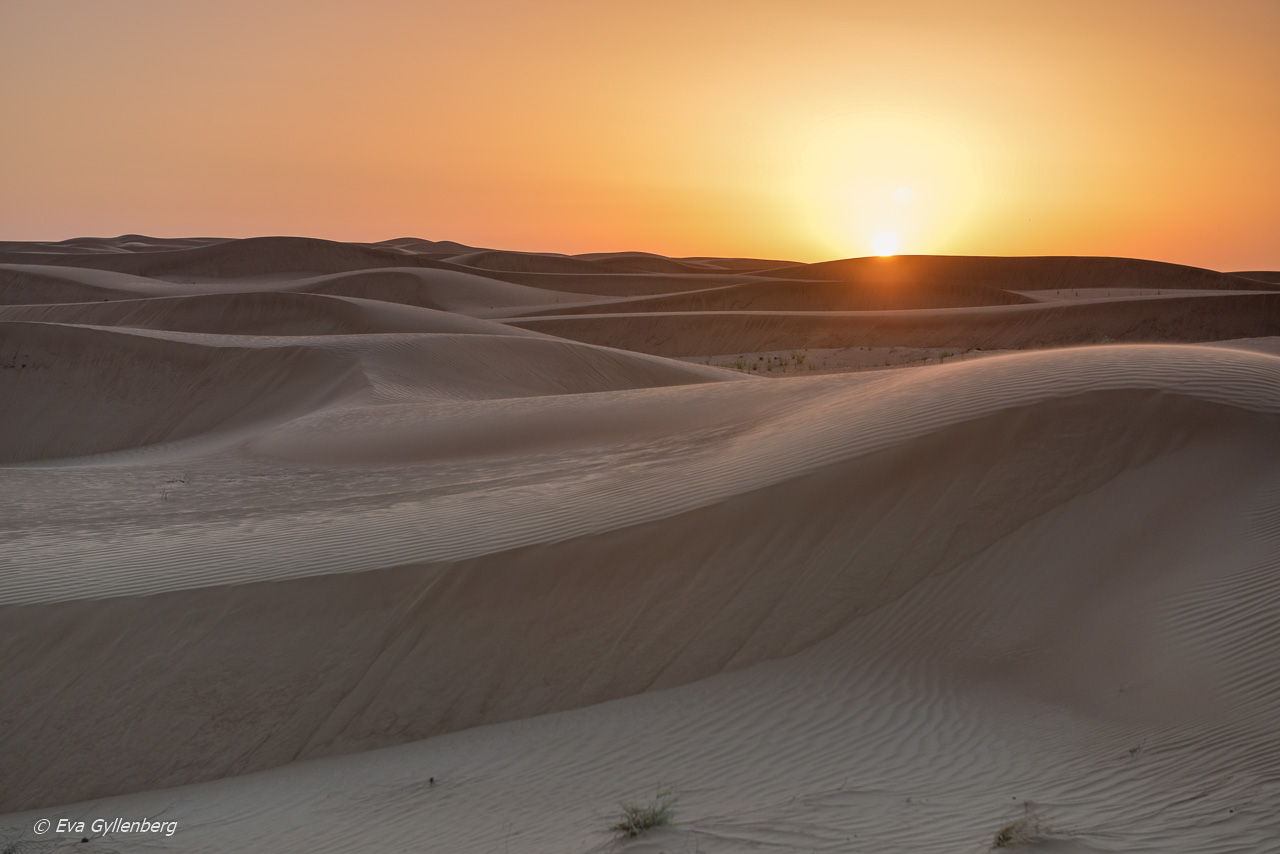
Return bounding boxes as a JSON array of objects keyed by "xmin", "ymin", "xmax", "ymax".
[
  {"xmin": 1234, "ymin": 270, "xmax": 1280, "ymax": 283},
  {"xmin": 0, "ymin": 291, "xmax": 548, "ymax": 337},
  {"xmin": 512, "ymin": 278, "xmax": 1036, "ymax": 317},
  {"xmin": 511, "ymin": 292, "xmax": 1280, "ymax": 355},
  {"xmin": 1, "ymin": 236, "xmax": 1278, "ymax": 853},
  {"xmin": 0, "ymin": 236, "xmax": 447, "ymax": 278},
  {"xmin": 762, "ymin": 254, "xmax": 1276, "ymax": 290}
]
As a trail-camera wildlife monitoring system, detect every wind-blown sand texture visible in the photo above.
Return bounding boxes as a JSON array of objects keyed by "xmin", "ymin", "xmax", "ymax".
[{"xmin": 2, "ymin": 236, "xmax": 1279, "ymax": 853}]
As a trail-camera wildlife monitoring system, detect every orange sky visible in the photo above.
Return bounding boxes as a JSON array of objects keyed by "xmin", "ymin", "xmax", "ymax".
[{"xmin": 2, "ymin": 0, "xmax": 1277, "ymax": 269}]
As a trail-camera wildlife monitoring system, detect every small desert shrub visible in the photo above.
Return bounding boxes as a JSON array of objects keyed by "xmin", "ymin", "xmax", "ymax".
[
  {"xmin": 992, "ymin": 808, "xmax": 1049, "ymax": 848},
  {"xmin": 613, "ymin": 790, "xmax": 676, "ymax": 838}
]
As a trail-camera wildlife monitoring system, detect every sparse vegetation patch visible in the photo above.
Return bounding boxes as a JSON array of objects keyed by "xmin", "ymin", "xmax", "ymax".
[
  {"xmin": 991, "ymin": 807, "xmax": 1051, "ymax": 849},
  {"xmin": 613, "ymin": 790, "xmax": 676, "ymax": 838}
]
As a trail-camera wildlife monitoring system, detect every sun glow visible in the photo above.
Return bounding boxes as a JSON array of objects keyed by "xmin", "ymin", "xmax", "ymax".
[
  {"xmin": 793, "ymin": 110, "xmax": 983, "ymax": 259},
  {"xmin": 872, "ymin": 231, "xmax": 899, "ymax": 256}
]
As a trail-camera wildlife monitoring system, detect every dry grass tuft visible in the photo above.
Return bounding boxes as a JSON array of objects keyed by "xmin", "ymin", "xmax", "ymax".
[
  {"xmin": 612, "ymin": 790, "xmax": 677, "ymax": 838},
  {"xmin": 992, "ymin": 804, "xmax": 1051, "ymax": 848}
]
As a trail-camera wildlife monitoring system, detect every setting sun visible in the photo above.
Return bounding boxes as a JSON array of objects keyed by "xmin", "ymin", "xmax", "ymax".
[
  {"xmin": 792, "ymin": 110, "xmax": 983, "ymax": 260},
  {"xmin": 873, "ymin": 231, "xmax": 900, "ymax": 256}
]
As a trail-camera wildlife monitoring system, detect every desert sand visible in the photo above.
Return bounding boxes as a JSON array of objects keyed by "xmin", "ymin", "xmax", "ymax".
[{"xmin": 2, "ymin": 236, "xmax": 1279, "ymax": 853}]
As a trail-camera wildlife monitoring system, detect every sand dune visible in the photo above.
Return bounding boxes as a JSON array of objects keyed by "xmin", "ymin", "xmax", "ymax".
[
  {"xmin": 0, "ymin": 263, "xmax": 194, "ymax": 304},
  {"xmin": 1234, "ymin": 270, "xmax": 1280, "ymax": 283},
  {"xmin": 2, "ymin": 238, "xmax": 1278, "ymax": 853},
  {"xmin": 0, "ymin": 312, "xmax": 735, "ymax": 466},
  {"xmin": 0, "ymin": 236, "xmax": 448, "ymax": 278},
  {"xmin": 0, "ymin": 321, "xmax": 364, "ymax": 464},
  {"xmin": 681, "ymin": 255, "xmax": 801, "ymax": 271},
  {"xmin": 572, "ymin": 251, "xmax": 728, "ymax": 273},
  {"xmin": 450, "ymin": 249, "xmax": 717, "ymax": 275},
  {"xmin": 447, "ymin": 269, "xmax": 780, "ymax": 296},
  {"xmin": 279, "ymin": 267, "xmax": 608, "ymax": 315},
  {"xmin": 372, "ymin": 237, "xmax": 479, "ymax": 255},
  {"xmin": 0, "ymin": 291, "xmax": 544, "ymax": 337},
  {"xmin": 512, "ymin": 292, "xmax": 1280, "ymax": 355},
  {"xmin": 0, "ymin": 236, "xmax": 227, "ymax": 255},
  {"xmin": 1, "ymin": 261, "xmax": 601, "ymax": 317},
  {"xmin": 5, "ymin": 344, "xmax": 1279, "ymax": 813},
  {"xmin": 513, "ymin": 278, "xmax": 1035, "ymax": 317},
  {"xmin": 760, "ymin": 254, "xmax": 1275, "ymax": 291}
]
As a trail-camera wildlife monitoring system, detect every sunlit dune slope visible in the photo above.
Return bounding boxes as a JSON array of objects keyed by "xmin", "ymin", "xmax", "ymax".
[
  {"xmin": 3, "ymin": 343, "xmax": 1279, "ymax": 813},
  {"xmin": 0, "ymin": 319, "xmax": 737, "ymax": 465}
]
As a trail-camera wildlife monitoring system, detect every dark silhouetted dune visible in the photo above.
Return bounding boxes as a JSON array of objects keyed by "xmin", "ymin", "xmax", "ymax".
[
  {"xmin": 761, "ymin": 254, "xmax": 1274, "ymax": 291},
  {"xmin": 371, "ymin": 237, "xmax": 480, "ymax": 255},
  {"xmin": 0, "ymin": 236, "xmax": 449, "ymax": 278},
  {"xmin": 570, "ymin": 250, "xmax": 726, "ymax": 273}
]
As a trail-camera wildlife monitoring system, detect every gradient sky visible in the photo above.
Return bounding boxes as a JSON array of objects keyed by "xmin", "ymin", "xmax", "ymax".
[{"xmin": 3, "ymin": 0, "xmax": 1277, "ymax": 268}]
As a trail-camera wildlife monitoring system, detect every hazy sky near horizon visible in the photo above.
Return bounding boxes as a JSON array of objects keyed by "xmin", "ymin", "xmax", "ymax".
[{"xmin": 2, "ymin": 0, "xmax": 1278, "ymax": 268}]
